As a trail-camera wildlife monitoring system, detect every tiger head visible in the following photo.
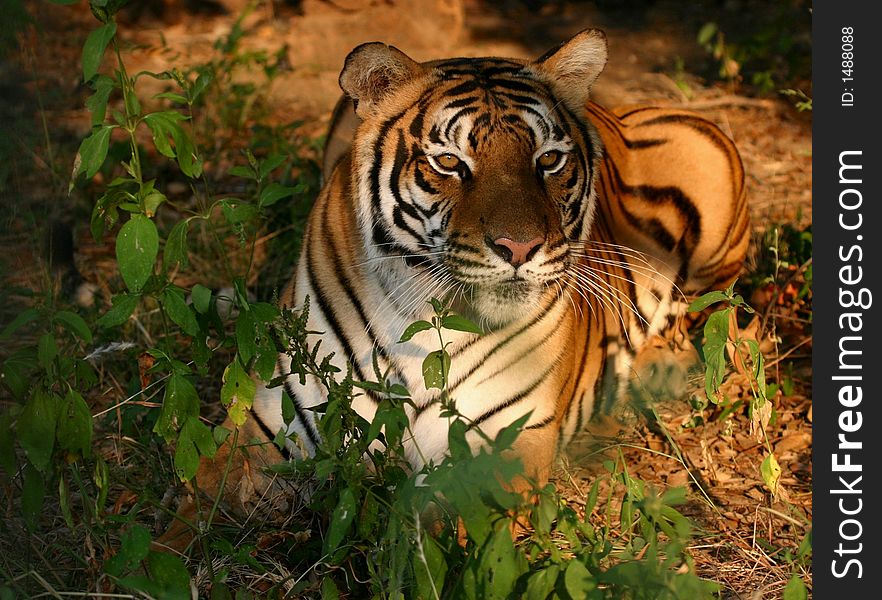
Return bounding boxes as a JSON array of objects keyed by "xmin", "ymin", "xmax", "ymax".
[{"xmin": 340, "ymin": 30, "xmax": 608, "ymax": 328}]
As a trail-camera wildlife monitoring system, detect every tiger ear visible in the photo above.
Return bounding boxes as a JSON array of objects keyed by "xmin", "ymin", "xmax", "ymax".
[
  {"xmin": 339, "ymin": 42, "xmax": 426, "ymax": 118},
  {"xmin": 531, "ymin": 29, "xmax": 608, "ymax": 112}
]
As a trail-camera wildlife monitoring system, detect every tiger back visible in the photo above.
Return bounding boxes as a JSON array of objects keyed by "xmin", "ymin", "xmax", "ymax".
[{"xmin": 163, "ymin": 29, "xmax": 748, "ymax": 547}]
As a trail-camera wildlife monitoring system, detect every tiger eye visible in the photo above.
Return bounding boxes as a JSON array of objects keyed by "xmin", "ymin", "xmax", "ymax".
[
  {"xmin": 436, "ymin": 153, "xmax": 462, "ymax": 170},
  {"xmin": 538, "ymin": 150, "xmax": 562, "ymax": 169}
]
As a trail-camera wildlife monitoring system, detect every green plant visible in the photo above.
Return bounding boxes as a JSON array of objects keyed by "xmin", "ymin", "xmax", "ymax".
[
  {"xmin": 779, "ymin": 89, "xmax": 812, "ymax": 112},
  {"xmin": 688, "ymin": 281, "xmax": 811, "ymax": 593},
  {"xmin": 688, "ymin": 284, "xmax": 777, "ymax": 490},
  {"xmin": 255, "ymin": 297, "xmax": 718, "ymax": 598},
  {"xmin": 1, "ymin": 1, "xmax": 313, "ymax": 594},
  {"xmin": 694, "ymin": 1, "xmax": 811, "ymax": 94}
]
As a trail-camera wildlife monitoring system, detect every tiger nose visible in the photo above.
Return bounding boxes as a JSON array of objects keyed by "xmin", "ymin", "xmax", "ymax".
[{"xmin": 489, "ymin": 236, "xmax": 544, "ymax": 267}]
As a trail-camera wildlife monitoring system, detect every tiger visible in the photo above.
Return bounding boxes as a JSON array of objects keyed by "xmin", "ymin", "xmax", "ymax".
[{"xmin": 159, "ymin": 28, "xmax": 748, "ymax": 547}]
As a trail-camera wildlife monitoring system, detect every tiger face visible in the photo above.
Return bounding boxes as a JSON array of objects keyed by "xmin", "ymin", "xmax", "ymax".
[{"xmin": 340, "ymin": 30, "xmax": 608, "ymax": 327}]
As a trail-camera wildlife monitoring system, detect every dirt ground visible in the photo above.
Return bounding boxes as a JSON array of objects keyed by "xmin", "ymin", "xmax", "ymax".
[{"xmin": 2, "ymin": 0, "xmax": 812, "ymax": 597}]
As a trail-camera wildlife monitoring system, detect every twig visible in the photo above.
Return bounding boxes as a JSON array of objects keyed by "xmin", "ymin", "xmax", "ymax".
[
  {"xmin": 764, "ymin": 336, "xmax": 812, "ymax": 369},
  {"xmin": 756, "ymin": 506, "xmax": 809, "ymax": 529}
]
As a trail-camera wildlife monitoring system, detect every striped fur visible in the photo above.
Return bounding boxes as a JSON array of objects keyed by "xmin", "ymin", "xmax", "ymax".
[{"xmin": 250, "ymin": 30, "xmax": 749, "ymax": 487}]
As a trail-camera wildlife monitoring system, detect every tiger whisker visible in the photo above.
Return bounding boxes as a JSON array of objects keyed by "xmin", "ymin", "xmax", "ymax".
[
  {"xmin": 572, "ymin": 261, "xmax": 663, "ymax": 306},
  {"xmin": 365, "ymin": 262, "xmax": 449, "ymax": 335},
  {"xmin": 571, "ymin": 264, "xmax": 651, "ymax": 330},
  {"xmin": 563, "ymin": 271, "xmax": 635, "ymax": 347},
  {"xmin": 559, "ymin": 273, "xmax": 600, "ymax": 325},
  {"xmin": 574, "ymin": 253, "xmax": 687, "ymax": 306}
]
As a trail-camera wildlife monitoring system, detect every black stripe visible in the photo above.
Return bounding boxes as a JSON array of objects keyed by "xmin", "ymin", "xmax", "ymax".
[
  {"xmin": 392, "ymin": 205, "xmax": 425, "ymax": 244},
  {"xmin": 444, "ymin": 106, "xmax": 479, "ymax": 139},
  {"xmin": 525, "ymin": 413, "xmax": 555, "ymax": 430},
  {"xmin": 274, "ymin": 354, "xmax": 321, "ymax": 450},
  {"xmin": 414, "ymin": 164, "xmax": 440, "ymax": 195},
  {"xmin": 370, "ymin": 112, "xmax": 406, "ymax": 229},
  {"xmin": 321, "ymin": 201, "xmax": 403, "ymax": 383},
  {"xmin": 469, "ymin": 364, "xmax": 554, "ymax": 428},
  {"xmin": 473, "ymin": 323, "xmax": 559, "ymax": 386},
  {"xmin": 305, "ymin": 234, "xmax": 377, "ymax": 402},
  {"xmin": 252, "ymin": 402, "xmax": 295, "ymax": 459},
  {"xmin": 635, "ymin": 113, "xmax": 733, "ymax": 156}
]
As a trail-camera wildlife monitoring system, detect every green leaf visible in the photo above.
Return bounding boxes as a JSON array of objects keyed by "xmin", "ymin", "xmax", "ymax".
[
  {"xmin": 86, "ymin": 75, "xmax": 116, "ymax": 126},
  {"xmin": 0, "ymin": 411, "xmax": 17, "ymax": 474},
  {"xmin": 191, "ymin": 284, "xmax": 211, "ymax": 314},
  {"xmin": 365, "ymin": 401, "xmax": 409, "ymax": 447},
  {"xmin": 441, "ymin": 314, "xmax": 482, "ymax": 335},
  {"xmin": 54, "ymin": 310, "xmax": 93, "ymax": 343},
  {"xmin": 146, "ymin": 551, "xmax": 191, "ymax": 600},
  {"xmin": 1, "ymin": 307, "xmax": 39, "ymax": 339},
  {"xmin": 281, "ymin": 391, "xmax": 296, "ymax": 425},
  {"xmin": 213, "ymin": 425, "xmax": 232, "ymax": 447},
  {"xmin": 524, "ymin": 565, "xmax": 559, "ymax": 600},
  {"xmin": 564, "ymin": 559, "xmax": 596, "ymax": 597},
  {"xmin": 745, "ymin": 338, "xmax": 767, "ymax": 402},
  {"xmin": 186, "ymin": 417, "xmax": 216, "ymax": 458},
  {"xmin": 17, "ymin": 390, "xmax": 57, "ymax": 472},
  {"xmin": 414, "ymin": 534, "xmax": 447, "ymax": 600},
  {"xmin": 154, "ymin": 374, "xmax": 200, "ymax": 443},
  {"xmin": 124, "ymin": 87, "xmax": 141, "ymax": 118},
  {"xmin": 21, "ymin": 462, "xmax": 45, "ymax": 532},
  {"xmin": 97, "ymin": 293, "xmax": 139, "ymax": 328},
  {"xmin": 37, "ymin": 333, "xmax": 57, "ymax": 370},
  {"xmin": 221, "ymin": 357, "xmax": 256, "ymax": 427},
  {"xmin": 323, "ymin": 487, "xmax": 357, "ymax": 557},
  {"xmin": 71, "ymin": 124, "xmax": 115, "ymax": 187},
  {"xmin": 82, "ymin": 21, "xmax": 117, "ymax": 82},
  {"xmin": 321, "ymin": 577, "xmax": 339, "ymax": 600},
  {"xmin": 258, "ymin": 154, "xmax": 287, "ymax": 179},
  {"xmin": 106, "ymin": 524, "xmax": 152, "ymax": 577},
  {"xmin": 57, "ymin": 390, "xmax": 93, "ymax": 458},
  {"xmin": 782, "ymin": 574, "xmax": 807, "ymax": 600},
  {"xmin": 220, "ymin": 199, "xmax": 259, "ymax": 225},
  {"xmin": 142, "ymin": 190, "xmax": 166, "ymax": 218},
  {"xmin": 227, "ymin": 165, "xmax": 255, "ymax": 179},
  {"xmin": 142, "ymin": 112, "xmax": 201, "ymax": 178},
  {"xmin": 163, "ymin": 219, "xmax": 190, "ymax": 271},
  {"xmin": 174, "ymin": 426, "xmax": 198, "ymax": 482},
  {"xmin": 142, "ymin": 111, "xmax": 188, "ymax": 159},
  {"xmin": 258, "ymin": 183, "xmax": 295, "ymax": 208},
  {"xmin": 250, "ymin": 302, "xmax": 279, "ymax": 322},
  {"xmin": 116, "ymin": 215, "xmax": 158, "ymax": 293},
  {"xmin": 687, "ymin": 289, "xmax": 729, "ymax": 313},
  {"xmin": 422, "ymin": 349, "xmax": 451, "ymax": 390},
  {"xmin": 474, "ymin": 527, "xmax": 528, "ymax": 596},
  {"xmin": 494, "ymin": 412, "xmax": 530, "ymax": 451},
  {"xmin": 697, "ymin": 22, "xmax": 718, "ymax": 46},
  {"xmin": 235, "ymin": 310, "xmax": 258, "ymax": 364},
  {"xmin": 58, "ymin": 476, "xmax": 74, "ymax": 529},
  {"xmin": 534, "ymin": 489, "xmax": 557, "ymax": 534},
  {"xmin": 161, "ymin": 287, "xmax": 200, "ymax": 337},
  {"xmin": 190, "ymin": 70, "xmax": 213, "ymax": 103},
  {"xmin": 90, "ymin": 186, "xmax": 128, "ymax": 239},
  {"xmin": 253, "ymin": 336, "xmax": 277, "ymax": 382},
  {"xmin": 427, "ymin": 297, "xmax": 444, "ymax": 313},
  {"xmin": 702, "ymin": 308, "xmax": 731, "ymax": 402},
  {"xmin": 2, "ymin": 349, "xmax": 35, "ymax": 400},
  {"xmin": 398, "ymin": 320, "xmax": 433, "ymax": 343},
  {"xmin": 760, "ymin": 453, "xmax": 781, "ymax": 497},
  {"xmin": 154, "ymin": 92, "xmax": 189, "ymax": 104}
]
